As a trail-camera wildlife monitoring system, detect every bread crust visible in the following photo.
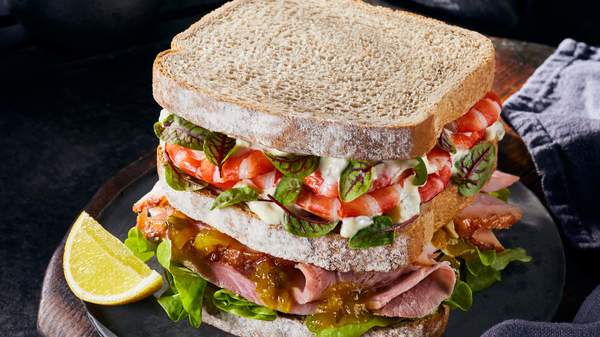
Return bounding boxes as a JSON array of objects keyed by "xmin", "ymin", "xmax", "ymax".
[
  {"xmin": 157, "ymin": 146, "xmax": 475, "ymax": 272},
  {"xmin": 202, "ymin": 297, "xmax": 449, "ymax": 337},
  {"xmin": 152, "ymin": 0, "xmax": 495, "ymax": 160}
]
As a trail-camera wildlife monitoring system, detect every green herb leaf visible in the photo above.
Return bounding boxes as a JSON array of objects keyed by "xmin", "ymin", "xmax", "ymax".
[
  {"xmin": 465, "ymin": 262, "xmax": 501, "ymax": 292},
  {"xmin": 339, "ymin": 160, "xmax": 375, "ymax": 202},
  {"xmin": 306, "ymin": 315, "xmax": 395, "ymax": 337},
  {"xmin": 265, "ymin": 153, "xmax": 319, "ymax": 178},
  {"xmin": 157, "ymin": 292, "xmax": 187, "ymax": 322},
  {"xmin": 156, "ymin": 239, "xmax": 172, "ymax": 270},
  {"xmin": 412, "ymin": 157, "xmax": 428, "ymax": 186},
  {"xmin": 156, "ymin": 239, "xmax": 207, "ymax": 328},
  {"xmin": 437, "ymin": 128, "xmax": 457, "ymax": 154},
  {"xmin": 123, "ymin": 227, "xmax": 157, "ymax": 262},
  {"xmin": 452, "ymin": 142, "xmax": 497, "ymax": 196},
  {"xmin": 154, "ymin": 114, "xmax": 210, "ymax": 150},
  {"xmin": 162, "ymin": 151, "xmax": 207, "ymax": 192},
  {"xmin": 273, "ymin": 176, "xmax": 303, "ymax": 205},
  {"xmin": 211, "ymin": 186, "xmax": 258, "ymax": 210},
  {"xmin": 203, "ymin": 131, "xmax": 236, "ymax": 169},
  {"xmin": 348, "ymin": 216, "xmax": 395, "ymax": 249},
  {"xmin": 488, "ymin": 188, "xmax": 511, "ymax": 202},
  {"xmin": 491, "ymin": 248, "xmax": 532, "ymax": 270},
  {"xmin": 283, "ymin": 213, "xmax": 338, "ymax": 238},
  {"xmin": 444, "ymin": 279, "xmax": 473, "ymax": 311},
  {"xmin": 212, "ymin": 289, "xmax": 277, "ymax": 321}
]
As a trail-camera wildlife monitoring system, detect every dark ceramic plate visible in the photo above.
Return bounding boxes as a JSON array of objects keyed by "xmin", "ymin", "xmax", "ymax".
[{"xmin": 85, "ymin": 171, "xmax": 565, "ymax": 337}]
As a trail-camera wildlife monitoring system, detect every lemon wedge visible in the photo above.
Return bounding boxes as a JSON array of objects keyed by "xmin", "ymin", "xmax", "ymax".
[{"xmin": 63, "ymin": 211, "xmax": 162, "ymax": 305}]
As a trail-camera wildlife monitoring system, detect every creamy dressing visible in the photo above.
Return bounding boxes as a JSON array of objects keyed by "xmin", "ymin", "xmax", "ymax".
[
  {"xmin": 373, "ymin": 159, "xmax": 415, "ymax": 183},
  {"xmin": 319, "ymin": 157, "xmax": 348, "ymax": 183},
  {"xmin": 387, "ymin": 175, "xmax": 422, "ymax": 223},
  {"xmin": 247, "ymin": 201, "xmax": 286, "ymax": 224},
  {"xmin": 339, "ymin": 216, "xmax": 374, "ymax": 238},
  {"xmin": 159, "ymin": 109, "xmax": 171, "ymax": 122},
  {"xmin": 485, "ymin": 120, "xmax": 505, "ymax": 141},
  {"xmin": 421, "ymin": 155, "xmax": 438, "ymax": 174}
]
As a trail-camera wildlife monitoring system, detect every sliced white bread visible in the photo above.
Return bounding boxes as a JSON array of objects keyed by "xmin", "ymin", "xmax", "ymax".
[
  {"xmin": 157, "ymin": 147, "xmax": 476, "ymax": 273},
  {"xmin": 153, "ymin": 0, "xmax": 495, "ymax": 161}
]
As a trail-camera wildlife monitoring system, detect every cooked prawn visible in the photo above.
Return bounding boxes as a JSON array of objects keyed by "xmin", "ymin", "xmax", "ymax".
[
  {"xmin": 454, "ymin": 92, "xmax": 502, "ymax": 133},
  {"xmin": 165, "ymin": 143, "xmax": 274, "ymax": 190}
]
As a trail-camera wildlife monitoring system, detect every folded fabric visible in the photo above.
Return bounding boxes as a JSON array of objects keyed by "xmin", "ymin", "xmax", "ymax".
[
  {"xmin": 481, "ymin": 284, "xmax": 600, "ymax": 337},
  {"xmin": 502, "ymin": 39, "xmax": 600, "ymax": 249}
]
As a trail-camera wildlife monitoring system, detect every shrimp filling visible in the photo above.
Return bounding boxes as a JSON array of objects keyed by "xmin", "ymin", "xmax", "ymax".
[{"xmin": 157, "ymin": 92, "xmax": 504, "ymax": 240}]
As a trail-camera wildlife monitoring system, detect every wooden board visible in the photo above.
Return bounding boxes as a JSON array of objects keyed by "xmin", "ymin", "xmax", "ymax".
[{"xmin": 36, "ymin": 37, "xmax": 554, "ymax": 337}]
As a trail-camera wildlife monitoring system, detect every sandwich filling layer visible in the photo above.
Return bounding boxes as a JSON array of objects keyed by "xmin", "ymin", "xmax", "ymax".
[{"xmin": 155, "ymin": 92, "xmax": 505, "ymax": 250}]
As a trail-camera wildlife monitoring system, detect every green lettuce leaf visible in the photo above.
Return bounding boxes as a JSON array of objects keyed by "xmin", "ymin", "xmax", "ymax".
[
  {"xmin": 306, "ymin": 316, "xmax": 395, "ymax": 337},
  {"xmin": 339, "ymin": 160, "xmax": 374, "ymax": 202},
  {"xmin": 488, "ymin": 188, "xmax": 510, "ymax": 202},
  {"xmin": 156, "ymin": 239, "xmax": 207, "ymax": 328},
  {"xmin": 154, "ymin": 114, "xmax": 210, "ymax": 150},
  {"xmin": 273, "ymin": 176, "xmax": 303, "ymax": 205},
  {"xmin": 210, "ymin": 186, "xmax": 258, "ymax": 210},
  {"xmin": 463, "ymin": 247, "xmax": 532, "ymax": 292},
  {"xmin": 265, "ymin": 153, "xmax": 320, "ymax": 178},
  {"xmin": 157, "ymin": 291, "xmax": 187, "ymax": 322},
  {"xmin": 348, "ymin": 216, "xmax": 395, "ymax": 249},
  {"xmin": 444, "ymin": 279, "xmax": 473, "ymax": 311},
  {"xmin": 123, "ymin": 227, "xmax": 157, "ymax": 262},
  {"xmin": 452, "ymin": 142, "xmax": 496, "ymax": 196},
  {"xmin": 212, "ymin": 289, "xmax": 276, "ymax": 321}
]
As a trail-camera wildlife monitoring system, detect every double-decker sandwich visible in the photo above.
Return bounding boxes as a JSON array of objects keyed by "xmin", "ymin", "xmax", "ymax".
[{"xmin": 127, "ymin": 1, "xmax": 531, "ymax": 336}]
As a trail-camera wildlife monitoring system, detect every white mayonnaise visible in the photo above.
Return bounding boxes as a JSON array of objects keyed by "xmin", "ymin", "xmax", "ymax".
[
  {"xmin": 247, "ymin": 201, "xmax": 286, "ymax": 224},
  {"xmin": 319, "ymin": 157, "xmax": 348, "ymax": 183},
  {"xmin": 485, "ymin": 120, "xmax": 506, "ymax": 141},
  {"xmin": 158, "ymin": 109, "xmax": 171, "ymax": 122},
  {"xmin": 388, "ymin": 176, "xmax": 421, "ymax": 223},
  {"xmin": 340, "ymin": 216, "xmax": 374, "ymax": 238},
  {"xmin": 373, "ymin": 159, "xmax": 415, "ymax": 183},
  {"xmin": 450, "ymin": 148, "xmax": 470, "ymax": 174}
]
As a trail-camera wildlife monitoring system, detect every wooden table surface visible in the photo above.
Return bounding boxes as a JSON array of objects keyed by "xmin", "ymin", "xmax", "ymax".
[{"xmin": 36, "ymin": 37, "xmax": 555, "ymax": 337}]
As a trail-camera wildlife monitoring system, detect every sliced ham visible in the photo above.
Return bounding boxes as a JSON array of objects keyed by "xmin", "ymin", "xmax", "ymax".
[
  {"xmin": 470, "ymin": 228, "xmax": 504, "ymax": 252},
  {"xmin": 482, "ymin": 170, "xmax": 519, "ymax": 193},
  {"xmin": 373, "ymin": 264, "xmax": 456, "ymax": 318},
  {"xmin": 189, "ymin": 258, "xmax": 455, "ymax": 318},
  {"xmin": 454, "ymin": 193, "xmax": 523, "ymax": 238}
]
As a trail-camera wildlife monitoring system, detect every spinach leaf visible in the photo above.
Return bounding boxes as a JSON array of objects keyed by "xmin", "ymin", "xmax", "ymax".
[
  {"xmin": 437, "ymin": 128, "xmax": 457, "ymax": 154},
  {"xmin": 273, "ymin": 176, "xmax": 303, "ymax": 205},
  {"xmin": 283, "ymin": 213, "xmax": 338, "ymax": 238},
  {"xmin": 123, "ymin": 227, "xmax": 157, "ymax": 262},
  {"xmin": 154, "ymin": 114, "xmax": 210, "ymax": 150},
  {"xmin": 212, "ymin": 289, "xmax": 277, "ymax": 321},
  {"xmin": 203, "ymin": 131, "xmax": 237, "ymax": 170},
  {"xmin": 265, "ymin": 153, "xmax": 320, "ymax": 178},
  {"xmin": 210, "ymin": 186, "xmax": 258, "ymax": 210},
  {"xmin": 452, "ymin": 142, "xmax": 496, "ymax": 196},
  {"xmin": 339, "ymin": 160, "xmax": 374, "ymax": 202},
  {"xmin": 412, "ymin": 157, "xmax": 428, "ymax": 186},
  {"xmin": 348, "ymin": 216, "xmax": 395, "ymax": 249}
]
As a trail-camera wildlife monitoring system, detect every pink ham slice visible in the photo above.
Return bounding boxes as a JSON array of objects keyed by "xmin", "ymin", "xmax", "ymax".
[
  {"xmin": 192, "ymin": 259, "xmax": 455, "ymax": 318},
  {"xmin": 482, "ymin": 170, "xmax": 519, "ymax": 192}
]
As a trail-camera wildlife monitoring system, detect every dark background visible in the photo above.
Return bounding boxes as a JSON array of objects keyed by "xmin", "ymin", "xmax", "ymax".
[{"xmin": 1, "ymin": 1, "xmax": 599, "ymax": 337}]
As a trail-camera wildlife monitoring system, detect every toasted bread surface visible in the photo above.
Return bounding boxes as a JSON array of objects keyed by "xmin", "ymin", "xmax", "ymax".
[
  {"xmin": 157, "ymin": 146, "xmax": 475, "ymax": 272},
  {"xmin": 153, "ymin": 0, "xmax": 495, "ymax": 160}
]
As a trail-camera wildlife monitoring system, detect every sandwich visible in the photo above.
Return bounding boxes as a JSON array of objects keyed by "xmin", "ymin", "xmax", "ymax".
[{"xmin": 125, "ymin": 1, "xmax": 532, "ymax": 336}]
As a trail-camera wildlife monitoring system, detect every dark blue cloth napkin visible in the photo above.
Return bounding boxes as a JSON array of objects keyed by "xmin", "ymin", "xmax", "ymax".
[
  {"xmin": 502, "ymin": 39, "xmax": 600, "ymax": 250},
  {"xmin": 482, "ymin": 284, "xmax": 600, "ymax": 336}
]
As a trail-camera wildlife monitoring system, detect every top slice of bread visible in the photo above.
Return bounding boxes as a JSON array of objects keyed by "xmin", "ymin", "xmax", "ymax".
[{"xmin": 153, "ymin": 0, "xmax": 495, "ymax": 160}]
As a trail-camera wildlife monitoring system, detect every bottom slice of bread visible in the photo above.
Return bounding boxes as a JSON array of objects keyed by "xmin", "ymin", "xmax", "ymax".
[{"xmin": 201, "ymin": 303, "xmax": 449, "ymax": 337}]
